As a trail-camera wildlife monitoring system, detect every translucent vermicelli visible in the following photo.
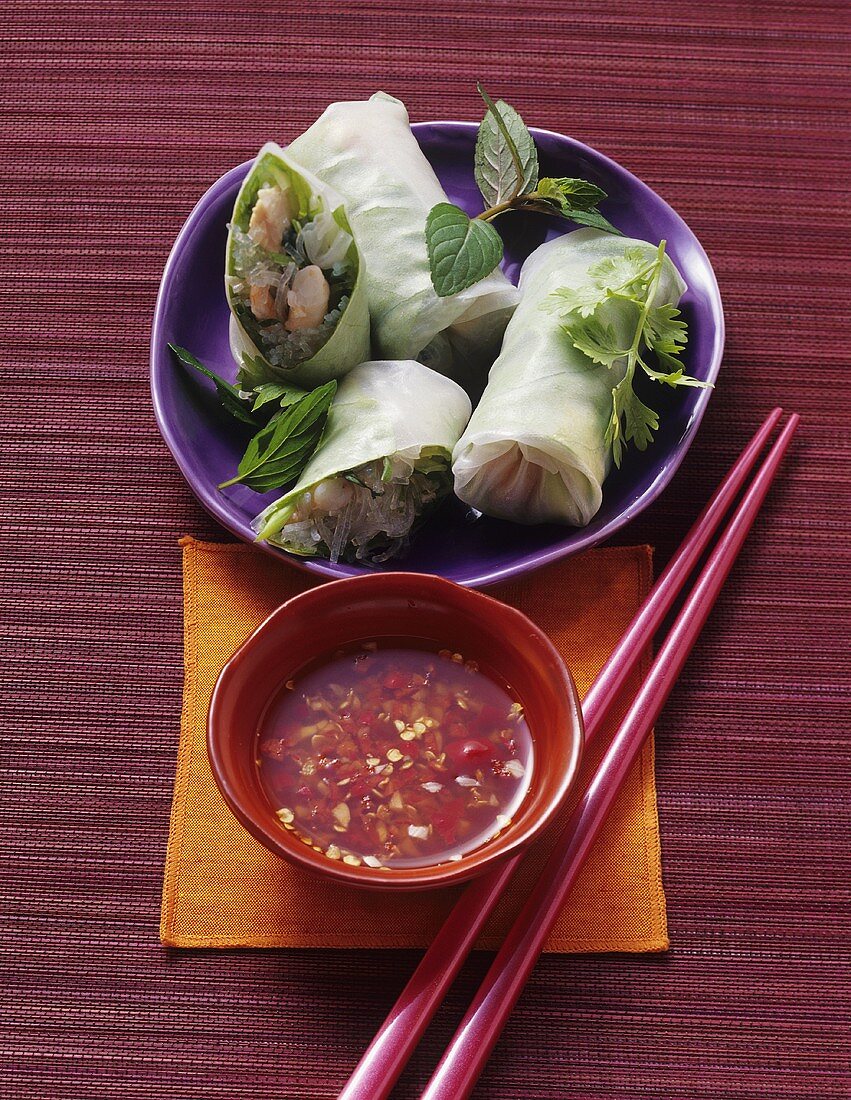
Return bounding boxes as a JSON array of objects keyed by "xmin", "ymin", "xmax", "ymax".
[
  {"xmin": 252, "ymin": 360, "xmax": 472, "ymax": 564},
  {"xmin": 267, "ymin": 457, "xmax": 449, "ymax": 564}
]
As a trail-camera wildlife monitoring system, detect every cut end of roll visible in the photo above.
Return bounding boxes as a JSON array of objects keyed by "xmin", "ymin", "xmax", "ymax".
[{"xmin": 452, "ymin": 438, "xmax": 603, "ymax": 527}]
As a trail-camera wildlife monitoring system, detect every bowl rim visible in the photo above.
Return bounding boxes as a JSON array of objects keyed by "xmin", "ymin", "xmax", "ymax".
[
  {"xmin": 151, "ymin": 119, "xmax": 724, "ymax": 588},
  {"xmin": 206, "ymin": 571, "xmax": 584, "ymax": 889}
]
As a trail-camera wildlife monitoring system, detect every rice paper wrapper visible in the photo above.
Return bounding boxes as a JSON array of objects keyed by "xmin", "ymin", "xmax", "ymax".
[
  {"xmin": 287, "ymin": 93, "xmax": 519, "ymax": 385},
  {"xmin": 226, "ymin": 142, "xmax": 370, "ymax": 388},
  {"xmin": 252, "ymin": 359, "xmax": 472, "ymax": 528},
  {"xmin": 452, "ymin": 229, "xmax": 687, "ymax": 526}
]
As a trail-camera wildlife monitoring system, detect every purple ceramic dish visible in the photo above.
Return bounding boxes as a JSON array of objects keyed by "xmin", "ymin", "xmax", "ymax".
[{"xmin": 150, "ymin": 122, "xmax": 724, "ymax": 588}]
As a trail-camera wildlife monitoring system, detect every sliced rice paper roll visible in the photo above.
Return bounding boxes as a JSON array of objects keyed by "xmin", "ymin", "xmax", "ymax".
[
  {"xmin": 225, "ymin": 142, "xmax": 370, "ymax": 388},
  {"xmin": 253, "ymin": 360, "xmax": 472, "ymax": 564},
  {"xmin": 286, "ymin": 93, "xmax": 519, "ymax": 389},
  {"xmin": 452, "ymin": 229, "xmax": 688, "ymax": 526}
]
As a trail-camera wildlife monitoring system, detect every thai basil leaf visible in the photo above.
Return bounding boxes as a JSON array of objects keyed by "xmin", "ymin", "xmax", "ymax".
[
  {"xmin": 219, "ymin": 381, "xmax": 336, "ymax": 492},
  {"xmin": 169, "ymin": 343, "xmax": 259, "ymax": 426}
]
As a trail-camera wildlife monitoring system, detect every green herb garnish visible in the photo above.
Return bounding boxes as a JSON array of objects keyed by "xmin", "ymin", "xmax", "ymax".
[
  {"xmin": 425, "ymin": 203, "xmax": 504, "ymax": 298},
  {"xmin": 425, "ymin": 83, "xmax": 619, "ymax": 296},
  {"xmin": 474, "ymin": 89, "xmax": 539, "ymax": 207},
  {"xmin": 546, "ymin": 241, "xmax": 710, "ymax": 466},
  {"xmin": 169, "ymin": 343, "xmax": 260, "ymax": 426},
  {"xmin": 170, "ymin": 343, "xmax": 330, "ymax": 493},
  {"xmin": 251, "ymin": 381, "xmax": 307, "ymax": 413},
  {"xmin": 218, "ymin": 381, "xmax": 336, "ymax": 492}
]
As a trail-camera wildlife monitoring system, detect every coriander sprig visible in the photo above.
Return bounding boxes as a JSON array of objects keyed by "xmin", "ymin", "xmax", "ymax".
[
  {"xmin": 426, "ymin": 83, "xmax": 619, "ymax": 297},
  {"xmin": 546, "ymin": 242, "xmax": 711, "ymax": 466}
]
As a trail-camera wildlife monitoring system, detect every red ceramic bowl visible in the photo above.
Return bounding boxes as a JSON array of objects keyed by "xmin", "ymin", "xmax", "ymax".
[{"xmin": 207, "ymin": 573, "xmax": 584, "ymax": 890}]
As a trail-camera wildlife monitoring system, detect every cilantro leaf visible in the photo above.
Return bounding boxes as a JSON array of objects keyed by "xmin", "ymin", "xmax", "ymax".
[
  {"xmin": 544, "ymin": 283, "xmax": 608, "ymax": 318},
  {"xmin": 551, "ymin": 240, "xmax": 711, "ymax": 465},
  {"xmin": 621, "ymin": 384, "xmax": 659, "ymax": 450},
  {"xmin": 562, "ymin": 316, "xmax": 625, "ymax": 367},
  {"xmin": 251, "ymin": 381, "xmax": 307, "ymax": 412},
  {"xmin": 641, "ymin": 362, "xmax": 707, "ymax": 387},
  {"xmin": 644, "ymin": 303, "xmax": 689, "ymax": 356},
  {"xmin": 425, "ymin": 202, "xmax": 504, "ymax": 297},
  {"xmin": 588, "ymin": 248, "xmax": 652, "ymax": 295}
]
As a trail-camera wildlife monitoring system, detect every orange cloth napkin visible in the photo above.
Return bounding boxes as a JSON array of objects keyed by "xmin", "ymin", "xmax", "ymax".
[{"xmin": 161, "ymin": 537, "xmax": 668, "ymax": 952}]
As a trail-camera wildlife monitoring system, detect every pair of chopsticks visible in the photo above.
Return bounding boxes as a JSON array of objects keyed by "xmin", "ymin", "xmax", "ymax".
[{"xmin": 338, "ymin": 407, "xmax": 799, "ymax": 1100}]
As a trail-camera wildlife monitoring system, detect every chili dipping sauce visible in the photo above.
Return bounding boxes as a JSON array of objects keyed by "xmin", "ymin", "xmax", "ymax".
[{"xmin": 257, "ymin": 641, "xmax": 533, "ymax": 869}]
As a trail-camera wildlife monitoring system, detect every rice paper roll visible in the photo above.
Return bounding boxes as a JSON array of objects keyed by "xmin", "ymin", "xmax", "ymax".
[
  {"xmin": 226, "ymin": 142, "xmax": 370, "ymax": 388},
  {"xmin": 452, "ymin": 229, "xmax": 687, "ymax": 526},
  {"xmin": 287, "ymin": 93, "xmax": 519, "ymax": 388},
  {"xmin": 253, "ymin": 360, "xmax": 472, "ymax": 563}
]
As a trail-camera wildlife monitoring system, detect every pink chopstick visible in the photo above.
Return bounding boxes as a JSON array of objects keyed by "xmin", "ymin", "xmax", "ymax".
[
  {"xmin": 421, "ymin": 412, "xmax": 800, "ymax": 1100},
  {"xmin": 338, "ymin": 407, "xmax": 786, "ymax": 1100}
]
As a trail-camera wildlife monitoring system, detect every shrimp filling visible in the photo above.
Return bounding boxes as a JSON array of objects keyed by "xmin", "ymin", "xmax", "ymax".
[
  {"xmin": 257, "ymin": 453, "xmax": 452, "ymax": 565},
  {"xmin": 227, "ymin": 181, "xmax": 356, "ymax": 370}
]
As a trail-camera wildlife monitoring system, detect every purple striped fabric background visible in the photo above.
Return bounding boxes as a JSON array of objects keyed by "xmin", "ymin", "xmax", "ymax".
[{"xmin": 1, "ymin": 2, "xmax": 849, "ymax": 1097}]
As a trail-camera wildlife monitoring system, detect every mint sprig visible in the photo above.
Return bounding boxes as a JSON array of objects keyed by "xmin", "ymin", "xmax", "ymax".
[
  {"xmin": 546, "ymin": 241, "xmax": 711, "ymax": 466},
  {"xmin": 425, "ymin": 84, "xmax": 620, "ymax": 297}
]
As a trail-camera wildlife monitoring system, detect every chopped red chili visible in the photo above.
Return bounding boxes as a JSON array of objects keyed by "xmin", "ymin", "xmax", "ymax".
[{"xmin": 257, "ymin": 642, "xmax": 533, "ymax": 869}]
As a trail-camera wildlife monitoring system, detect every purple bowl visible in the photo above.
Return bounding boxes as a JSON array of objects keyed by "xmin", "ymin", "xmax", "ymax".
[{"xmin": 150, "ymin": 121, "xmax": 724, "ymax": 588}]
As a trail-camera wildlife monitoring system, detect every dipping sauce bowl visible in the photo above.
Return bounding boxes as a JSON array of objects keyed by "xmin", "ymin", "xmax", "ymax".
[{"xmin": 207, "ymin": 573, "xmax": 583, "ymax": 890}]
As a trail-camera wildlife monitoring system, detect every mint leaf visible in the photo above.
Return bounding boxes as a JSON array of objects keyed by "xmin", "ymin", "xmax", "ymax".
[
  {"xmin": 219, "ymin": 381, "xmax": 336, "ymax": 492},
  {"xmin": 537, "ymin": 177, "xmax": 607, "ymax": 212},
  {"xmin": 529, "ymin": 177, "xmax": 620, "ymax": 235},
  {"xmin": 169, "ymin": 343, "xmax": 259, "ymax": 426},
  {"xmin": 560, "ymin": 207, "xmax": 622, "ymax": 235},
  {"xmin": 426, "ymin": 202, "xmax": 504, "ymax": 297},
  {"xmin": 474, "ymin": 85, "xmax": 538, "ymax": 207}
]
